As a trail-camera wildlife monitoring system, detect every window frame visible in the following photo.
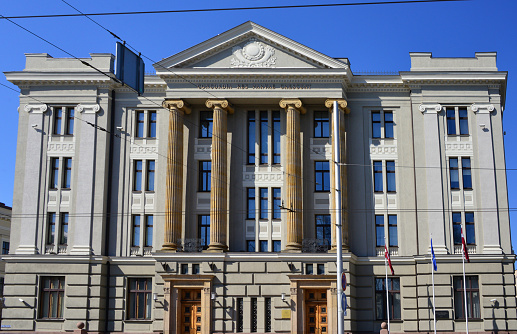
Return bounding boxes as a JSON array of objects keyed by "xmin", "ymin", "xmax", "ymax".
[
  {"xmin": 446, "ymin": 106, "xmax": 470, "ymax": 136},
  {"xmin": 133, "ymin": 160, "xmax": 143, "ymax": 192},
  {"xmin": 127, "ymin": 277, "xmax": 152, "ymax": 320},
  {"xmin": 198, "ymin": 161, "xmax": 211, "ymax": 192},
  {"xmin": 315, "ymin": 214, "xmax": 331, "ymax": 249},
  {"xmin": 375, "ymin": 277, "xmax": 401, "ymax": 320},
  {"xmin": 259, "ymin": 188, "xmax": 268, "ymax": 220},
  {"xmin": 135, "ymin": 111, "xmax": 145, "ymax": 138},
  {"xmin": 148, "ymin": 111, "xmax": 157, "ymax": 138},
  {"xmin": 199, "ymin": 111, "xmax": 213, "ymax": 138},
  {"xmin": 373, "ymin": 161, "xmax": 383, "ymax": 192},
  {"xmin": 272, "ymin": 110, "xmax": 281, "ymax": 164},
  {"xmin": 62, "ymin": 157, "xmax": 72, "ymax": 189},
  {"xmin": 247, "ymin": 111, "xmax": 256, "ymax": 165},
  {"xmin": 2, "ymin": 241, "xmax": 9, "ymax": 255},
  {"xmin": 39, "ymin": 276, "xmax": 65, "ymax": 319},
  {"xmin": 272, "ymin": 188, "xmax": 281, "ymax": 220},
  {"xmin": 386, "ymin": 161, "xmax": 396, "ymax": 192},
  {"xmin": 247, "ymin": 188, "xmax": 256, "ymax": 219},
  {"xmin": 132, "ymin": 215, "xmax": 141, "ymax": 247},
  {"xmin": 50, "ymin": 157, "xmax": 60, "ymax": 190},
  {"xmin": 145, "ymin": 215, "xmax": 153, "ymax": 248},
  {"xmin": 146, "ymin": 160, "xmax": 155, "ymax": 192},
  {"xmin": 65, "ymin": 107, "xmax": 75, "ymax": 135},
  {"xmin": 60, "ymin": 213, "xmax": 69, "ymax": 246},
  {"xmin": 315, "ymin": 161, "xmax": 330, "ymax": 192},
  {"xmin": 198, "ymin": 215, "xmax": 210, "ymax": 250},
  {"xmin": 454, "ymin": 276, "xmax": 480, "ymax": 320},
  {"xmin": 47, "ymin": 213, "xmax": 56, "ymax": 245},
  {"xmin": 314, "ymin": 110, "xmax": 330, "ymax": 138},
  {"xmin": 260, "ymin": 110, "xmax": 268, "ymax": 164}
]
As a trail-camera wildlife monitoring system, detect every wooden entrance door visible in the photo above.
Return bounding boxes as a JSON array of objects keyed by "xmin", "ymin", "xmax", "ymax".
[
  {"xmin": 180, "ymin": 289, "xmax": 202, "ymax": 334},
  {"xmin": 305, "ymin": 290, "xmax": 328, "ymax": 334}
]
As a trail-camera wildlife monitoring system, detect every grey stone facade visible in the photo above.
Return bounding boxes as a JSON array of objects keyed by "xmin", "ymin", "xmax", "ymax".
[{"xmin": 2, "ymin": 22, "xmax": 515, "ymax": 333}]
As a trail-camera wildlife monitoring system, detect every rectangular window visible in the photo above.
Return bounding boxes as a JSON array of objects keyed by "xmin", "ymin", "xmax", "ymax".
[
  {"xmin": 454, "ymin": 276, "xmax": 480, "ymax": 319},
  {"xmin": 199, "ymin": 215, "xmax": 210, "ymax": 249},
  {"xmin": 53, "ymin": 107, "xmax": 63, "ymax": 135},
  {"xmin": 136, "ymin": 111, "xmax": 145, "ymax": 138},
  {"xmin": 447, "ymin": 108, "xmax": 456, "ymax": 135},
  {"xmin": 60, "ymin": 213, "xmax": 68, "ymax": 245},
  {"xmin": 449, "ymin": 158, "xmax": 459, "ymax": 189},
  {"xmin": 465, "ymin": 212, "xmax": 475, "ymax": 245},
  {"xmin": 315, "ymin": 215, "xmax": 331, "ymax": 248},
  {"xmin": 145, "ymin": 215, "xmax": 153, "ymax": 247},
  {"xmin": 388, "ymin": 215, "xmax": 398, "ymax": 247},
  {"xmin": 272, "ymin": 111, "xmax": 281, "ymax": 164},
  {"xmin": 372, "ymin": 111, "xmax": 381, "ymax": 138},
  {"xmin": 315, "ymin": 161, "xmax": 330, "ymax": 192},
  {"xmin": 273, "ymin": 188, "xmax": 281, "ymax": 219},
  {"xmin": 146, "ymin": 160, "xmax": 155, "ymax": 191},
  {"xmin": 198, "ymin": 161, "xmax": 211, "ymax": 192},
  {"xmin": 251, "ymin": 298, "xmax": 258, "ymax": 332},
  {"xmin": 462, "ymin": 157, "xmax": 472, "ymax": 189},
  {"xmin": 260, "ymin": 240, "xmax": 268, "ymax": 252},
  {"xmin": 132, "ymin": 215, "xmax": 141, "ymax": 247},
  {"xmin": 317, "ymin": 264, "xmax": 325, "ymax": 275},
  {"xmin": 65, "ymin": 108, "xmax": 74, "ymax": 135},
  {"xmin": 247, "ymin": 240, "xmax": 256, "ymax": 252},
  {"xmin": 128, "ymin": 278, "xmax": 152, "ymax": 320},
  {"xmin": 200, "ymin": 111, "xmax": 213, "ymax": 138},
  {"xmin": 248, "ymin": 111, "xmax": 256, "ymax": 164},
  {"xmin": 314, "ymin": 111, "xmax": 329, "ymax": 138},
  {"xmin": 247, "ymin": 188, "xmax": 256, "ymax": 219},
  {"xmin": 260, "ymin": 188, "xmax": 268, "ymax": 220},
  {"xmin": 273, "ymin": 240, "xmax": 281, "ymax": 252},
  {"xmin": 306, "ymin": 264, "xmax": 314, "ymax": 275},
  {"xmin": 192, "ymin": 264, "xmax": 200, "ymax": 274},
  {"xmin": 237, "ymin": 298, "xmax": 244, "ymax": 332},
  {"xmin": 375, "ymin": 215, "xmax": 384, "ymax": 247},
  {"xmin": 453, "ymin": 212, "xmax": 462, "ymax": 245},
  {"xmin": 47, "ymin": 213, "xmax": 56, "ymax": 245},
  {"xmin": 62, "ymin": 158, "xmax": 72, "ymax": 189},
  {"xmin": 39, "ymin": 277, "xmax": 65, "ymax": 319},
  {"xmin": 134, "ymin": 160, "xmax": 143, "ymax": 191},
  {"xmin": 260, "ymin": 110, "xmax": 268, "ymax": 164},
  {"xmin": 265, "ymin": 297, "xmax": 272, "ymax": 332},
  {"xmin": 50, "ymin": 158, "xmax": 59, "ymax": 189},
  {"xmin": 459, "ymin": 108, "xmax": 469, "ymax": 135},
  {"xmin": 384, "ymin": 111, "xmax": 394, "ymax": 138},
  {"xmin": 386, "ymin": 161, "xmax": 396, "ymax": 192},
  {"xmin": 2, "ymin": 241, "xmax": 9, "ymax": 255},
  {"xmin": 181, "ymin": 264, "xmax": 188, "ymax": 274},
  {"xmin": 375, "ymin": 278, "xmax": 401, "ymax": 320},
  {"xmin": 373, "ymin": 161, "xmax": 383, "ymax": 192},
  {"xmin": 148, "ymin": 111, "xmax": 157, "ymax": 138}
]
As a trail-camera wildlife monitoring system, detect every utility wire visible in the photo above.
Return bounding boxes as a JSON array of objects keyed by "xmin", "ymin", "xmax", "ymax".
[{"xmin": 1, "ymin": 0, "xmax": 468, "ymax": 20}]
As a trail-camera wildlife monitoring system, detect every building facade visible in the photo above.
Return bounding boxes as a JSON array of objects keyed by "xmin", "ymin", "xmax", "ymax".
[{"xmin": 3, "ymin": 22, "xmax": 515, "ymax": 333}]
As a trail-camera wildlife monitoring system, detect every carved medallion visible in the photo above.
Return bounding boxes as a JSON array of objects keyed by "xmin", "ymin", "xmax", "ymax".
[{"xmin": 231, "ymin": 38, "xmax": 276, "ymax": 68}]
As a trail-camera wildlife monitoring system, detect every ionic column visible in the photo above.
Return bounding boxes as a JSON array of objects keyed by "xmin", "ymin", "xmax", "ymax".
[
  {"xmin": 206, "ymin": 99, "xmax": 233, "ymax": 252},
  {"xmin": 325, "ymin": 99, "xmax": 350, "ymax": 252},
  {"xmin": 279, "ymin": 99, "xmax": 305, "ymax": 252},
  {"xmin": 162, "ymin": 99, "xmax": 191, "ymax": 251}
]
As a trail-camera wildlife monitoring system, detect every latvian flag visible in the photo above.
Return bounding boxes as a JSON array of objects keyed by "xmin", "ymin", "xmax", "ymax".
[
  {"xmin": 461, "ymin": 227, "xmax": 470, "ymax": 263},
  {"xmin": 385, "ymin": 245, "xmax": 395, "ymax": 275}
]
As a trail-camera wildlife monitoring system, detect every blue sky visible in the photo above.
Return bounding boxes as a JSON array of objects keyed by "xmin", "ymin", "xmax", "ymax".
[{"xmin": 1, "ymin": 0, "xmax": 516, "ymax": 253}]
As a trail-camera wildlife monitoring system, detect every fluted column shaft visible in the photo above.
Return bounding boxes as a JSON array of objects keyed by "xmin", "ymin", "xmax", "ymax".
[
  {"xmin": 162, "ymin": 100, "xmax": 190, "ymax": 251},
  {"xmin": 326, "ymin": 99, "xmax": 350, "ymax": 251},
  {"xmin": 206, "ymin": 100, "xmax": 233, "ymax": 252},
  {"xmin": 280, "ymin": 99, "xmax": 305, "ymax": 252}
]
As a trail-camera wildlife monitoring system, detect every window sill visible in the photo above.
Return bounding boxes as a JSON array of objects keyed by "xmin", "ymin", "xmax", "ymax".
[
  {"xmin": 125, "ymin": 319, "xmax": 153, "ymax": 323},
  {"xmin": 37, "ymin": 318, "xmax": 65, "ymax": 322},
  {"xmin": 455, "ymin": 318, "xmax": 483, "ymax": 322}
]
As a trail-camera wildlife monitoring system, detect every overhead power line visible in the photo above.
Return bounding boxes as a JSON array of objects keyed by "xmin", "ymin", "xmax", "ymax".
[{"xmin": 1, "ymin": 0, "xmax": 468, "ymax": 20}]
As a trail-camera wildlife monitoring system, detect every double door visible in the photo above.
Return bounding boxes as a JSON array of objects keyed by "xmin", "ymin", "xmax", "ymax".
[
  {"xmin": 305, "ymin": 290, "xmax": 328, "ymax": 334},
  {"xmin": 180, "ymin": 289, "xmax": 202, "ymax": 334}
]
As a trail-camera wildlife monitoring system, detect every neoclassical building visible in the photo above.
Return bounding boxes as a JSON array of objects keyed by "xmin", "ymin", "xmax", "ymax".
[{"xmin": 3, "ymin": 21, "xmax": 515, "ymax": 334}]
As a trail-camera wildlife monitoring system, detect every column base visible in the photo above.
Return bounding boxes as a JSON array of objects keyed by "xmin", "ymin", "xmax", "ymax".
[
  {"xmin": 206, "ymin": 243, "xmax": 228, "ymax": 252},
  {"xmin": 328, "ymin": 246, "xmax": 350, "ymax": 253},
  {"xmin": 283, "ymin": 243, "xmax": 302, "ymax": 253},
  {"xmin": 160, "ymin": 243, "xmax": 179, "ymax": 252}
]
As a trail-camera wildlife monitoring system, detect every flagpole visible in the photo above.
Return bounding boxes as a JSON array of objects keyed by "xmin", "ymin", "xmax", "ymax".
[
  {"xmin": 431, "ymin": 236, "xmax": 436, "ymax": 334},
  {"xmin": 463, "ymin": 243, "xmax": 469, "ymax": 334},
  {"xmin": 385, "ymin": 238, "xmax": 390, "ymax": 333}
]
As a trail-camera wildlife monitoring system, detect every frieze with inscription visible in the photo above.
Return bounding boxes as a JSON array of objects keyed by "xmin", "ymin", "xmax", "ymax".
[{"xmin": 196, "ymin": 83, "xmax": 311, "ymax": 90}]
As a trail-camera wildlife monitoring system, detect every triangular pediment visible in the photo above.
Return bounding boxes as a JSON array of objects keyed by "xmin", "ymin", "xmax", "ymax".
[{"xmin": 154, "ymin": 21, "xmax": 347, "ymax": 71}]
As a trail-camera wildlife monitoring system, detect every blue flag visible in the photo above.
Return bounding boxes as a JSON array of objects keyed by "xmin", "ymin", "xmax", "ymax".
[{"xmin": 431, "ymin": 238, "xmax": 437, "ymax": 271}]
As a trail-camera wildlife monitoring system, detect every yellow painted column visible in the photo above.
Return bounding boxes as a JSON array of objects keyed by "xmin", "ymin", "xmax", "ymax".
[
  {"xmin": 325, "ymin": 99, "xmax": 350, "ymax": 252},
  {"xmin": 206, "ymin": 99, "xmax": 233, "ymax": 252},
  {"xmin": 280, "ymin": 99, "xmax": 305, "ymax": 252},
  {"xmin": 162, "ymin": 99, "xmax": 191, "ymax": 251}
]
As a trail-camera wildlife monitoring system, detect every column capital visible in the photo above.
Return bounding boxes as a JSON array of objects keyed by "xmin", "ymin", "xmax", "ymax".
[
  {"xmin": 419, "ymin": 104, "xmax": 442, "ymax": 114},
  {"xmin": 77, "ymin": 104, "xmax": 100, "ymax": 114},
  {"xmin": 24, "ymin": 104, "xmax": 47, "ymax": 114},
  {"xmin": 162, "ymin": 99, "xmax": 191, "ymax": 114},
  {"xmin": 471, "ymin": 103, "xmax": 495, "ymax": 114},
  {"xmin": 279, "ymin": 99, "xmax": 306, "ymax": 114},
  {"xmin": 325, "ymin": 99, "xmax": 349, "ymax": 114},
  {"xmin": 205, "ymin": 99, "xmax": 234, "ymax": 114}
]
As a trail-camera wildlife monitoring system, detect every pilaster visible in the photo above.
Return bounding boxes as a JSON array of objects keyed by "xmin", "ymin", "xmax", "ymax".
[
  {"xmin": 325, "ymin": 99, "xmax": 350, "ymax": 252},
  {"xmin": 418, "ymin": 104, "xmax": 447, "ymax": 254}
]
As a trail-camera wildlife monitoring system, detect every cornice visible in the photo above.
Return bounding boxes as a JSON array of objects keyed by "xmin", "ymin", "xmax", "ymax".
[
  {"xmin": 400, "ymin": 71, "xmax": 507, "ymax": 84},
  {"xmin": 5, "ymin": 71, "xmax": 117, "ymax": 87}
]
